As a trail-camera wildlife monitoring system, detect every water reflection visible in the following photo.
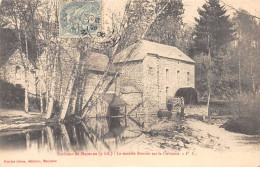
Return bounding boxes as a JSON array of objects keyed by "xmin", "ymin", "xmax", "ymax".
[{"xmin": 0, "ymin": 117, "xmax": 142, "ymax": 153}]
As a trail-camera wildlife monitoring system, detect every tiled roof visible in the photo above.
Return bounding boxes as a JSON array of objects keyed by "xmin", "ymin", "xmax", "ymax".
[
  {"xmin": 114, "ymin": 40, "xmax": 195, "ymax": 64},
  {"xmin": 83, "ymin": 52, "xmax": 116, "ymax": 72}
]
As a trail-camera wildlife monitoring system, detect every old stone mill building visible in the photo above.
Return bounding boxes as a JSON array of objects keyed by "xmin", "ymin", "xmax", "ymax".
[
  {"xmin": 0, "ymin": 40, "xmax": 195, "ymax": 117},
  {"xmin": 114, "ymin": 40, "xmax": 195, "ymax": 116}
]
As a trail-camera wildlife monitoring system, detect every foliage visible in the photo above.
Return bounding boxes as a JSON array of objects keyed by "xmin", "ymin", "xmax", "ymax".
[
  {"xmin": 193, "ymin": 0, "xmax": 236, "ymax": 101},
  {"xmin": 230, "ymin": 93, "xmax": 260, "ymax": 119},
  {"xmin": 0, "ymin": 28, "xmax": 18, "ymax": 66},
  {"xmin": 193, "ymin": 0, "xmax": 234, "ymax": 56},
  {"xmin": 222, "ymin": 93, "xmax": 260, "ymax": 135},
  {"xmin": 0, "ymin": 80, "xmax": 24, "ymax": 106},
  {"xmin": 0, "ymin": 0, "xmax": 44, "ymax": 65},
  {"xmin": 116, "ymin": 0, "xmax": 157, "ymax": 53},
  {"xmin": 233, "ymin": 10, "xmax": 260, "ymax": 94}
]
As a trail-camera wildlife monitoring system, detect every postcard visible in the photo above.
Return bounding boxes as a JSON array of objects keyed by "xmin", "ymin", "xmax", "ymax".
[{"xmin": 0, "ymin": 0, "xmax": 259, "ymax": 167}]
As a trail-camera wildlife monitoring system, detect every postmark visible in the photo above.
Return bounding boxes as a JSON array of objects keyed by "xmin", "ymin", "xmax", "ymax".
[{"xmin": 59, "ymin": 0, "xmax": 102, "ymax": 38}]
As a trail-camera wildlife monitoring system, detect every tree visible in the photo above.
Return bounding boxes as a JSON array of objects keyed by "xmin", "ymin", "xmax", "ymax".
[
  {"xmin": 0, "ymin": 0, "xmax": 167, "ymax": 121},
  {"xmin": 193, "ymin": 0, "xmax": 234, "ymax": 117},
  {"xmin": 145, "ymin": 0, "xmax": 184, "ymax": 48},
  {"xmin": 233, "ymin": 10, "xmax": 260, "ymax": 94},
  {"xmin": 0, "ymin": 0, "xmax": 43, "ymax": 113},
  {"xmin": 194, "ymin": 0, "xmax": 234, "ymax": 55},
  {"xmin": 115, "ymin": 0, "xmax": 157, "ymax": 53}
]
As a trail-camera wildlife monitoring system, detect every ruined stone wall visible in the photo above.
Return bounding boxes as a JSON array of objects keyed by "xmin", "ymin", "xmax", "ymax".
[{"xmin": 0, "ymin": 50, "xmax": 36, "ymax": 94}]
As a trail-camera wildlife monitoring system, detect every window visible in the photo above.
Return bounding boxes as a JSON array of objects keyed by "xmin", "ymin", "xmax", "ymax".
[
  {"xmin": 15, "ymin": 66, "xmax": 20, "ymax": 73},
  {"xmin": 187, "ymin": 72, "xmax": 190, "ymax": 84},
  {"xmin": 177, "ymin": 70, "xmax": 180, "ymax": 84},
  {"xmin": 166, "ymin": 87, "xmax": 169, "ymax": 96},
  {"xmin": 15, "ymin": 66, "xmax": 21, "ymax": 80},
  {"xmin": 166, "ymin": 69, "xmax": 169, "ymax": 80},
  {"xmin": 149, "ymin": 66, "xmax": 155, "ymax": 76}
]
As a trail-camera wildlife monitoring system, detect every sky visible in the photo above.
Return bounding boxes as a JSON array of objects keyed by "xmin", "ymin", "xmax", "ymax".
[
  {"xmin": 182, "ymin": 0, "xmax": 260, "ymax": 25},
  {"xmin": 0, "ymin": 0, "xmax": 259, "ymax": 27},
  {"xmin": 105, "ymin": 0, "xmax": 260, "ymax": 26}
]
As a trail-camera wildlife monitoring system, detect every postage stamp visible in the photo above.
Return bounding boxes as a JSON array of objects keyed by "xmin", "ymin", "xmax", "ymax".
[{"xmin": 59, "ymin": 0, "xmax": 103, "ymax": 38}]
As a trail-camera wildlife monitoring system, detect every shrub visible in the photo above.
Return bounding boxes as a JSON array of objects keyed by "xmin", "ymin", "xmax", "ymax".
[
  {"xmin": 230, "ymin": 93, "xmax": 260, "ymax": 120},
  {"xmin": 222, "ymin": 93, "xmax": 260, "ymax": 135}
]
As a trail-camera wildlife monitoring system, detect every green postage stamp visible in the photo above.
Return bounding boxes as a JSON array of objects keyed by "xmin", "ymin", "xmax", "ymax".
[{"xmin": 59, "ymin": 0, "xmax": 102, "ymax": 37}]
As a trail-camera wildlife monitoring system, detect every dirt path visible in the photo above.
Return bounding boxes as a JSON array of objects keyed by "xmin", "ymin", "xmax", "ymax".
[
  {"xmin": 187, "ymin": 119, "xmax": 260, "ymax": 152},
  {"xmin": 118, "ymin": 116, "xmax": 260, "ymax": 156}
]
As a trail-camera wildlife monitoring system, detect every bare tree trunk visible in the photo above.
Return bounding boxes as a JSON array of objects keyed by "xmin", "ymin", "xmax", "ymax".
[
  {"xmin": 24, "ymin": 88, "xmax": 29, "ymax": 113},
  {"xmin": 25, "ymin": 132, "xmax": 31, "ymax": 150},
  {"xmin": 45, "ymin": 126, "xmax": 55, "ymax": 151},
  {"xmin": 45, "ymin": 95, "xmax": 54, "ymax": 118},
  {"xmin": 207, "ymin": 34, "xmax": 211, "ymax": 119},
  {"xmin": 45, "ymin": 88, "xmax": 49, "ymax": 111},
  {"xmin": 250, "ymin": 60, "xmax": 256, "ymax": 94},
  {"xmin": 59, "ymin": 53, "xmax": 82, "ymax": 120},
  {"xmin": 74, "ymin": 65, "xmax": 86, "ymax": 115},
  {"xmin": 207, "ymin": 76, "xmax": 211, "ymax": 118},
  {"xmin": 60, "ymin": 124, "xmax": 71, "ymax": 151},
  {"xmin": 60, "ymin": 77, "xmax": 75, "ymax": 119},
  {"xmin": 78, "ymin": 76, "xmax": 87, "ymax": 114},
  {"xmin": 24, "ymin": 33, "xmax": 30, "ymax": 113},
  {"xmin": 238, "ymin": 51, "xmax": 242, "ymax": 94},
  {"xmin": 45, "ymin": 56, "xmax": 49, "ymax": 112},
  {"xmin": 41, "ymin": 130, "xmax": 44, "ymax": 149},
  {"xmin": 71, "ymin": 125, "xmax": 79, "ymax": 149},
  {"xmin": 67, "ymin": 67, "xmax": 83, "ymax": 116},
  {"xmin": 69, "ymin": 92, "xmax": 78, "ymax": 115},
  {"xmin": 58, "ymin": 55, "xmax": 63, "ymax": 102},
  {"xmin": 39, "ymin": 83, "xmax": 43, "ymax": 113},
  {"xmin": 45, "ymin": 54, "xmax": 57, "ymax": 119}
]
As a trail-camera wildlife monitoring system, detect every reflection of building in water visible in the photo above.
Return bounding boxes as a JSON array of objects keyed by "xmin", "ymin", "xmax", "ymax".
[
  {"xmin": 0, "ymin": 118, "xmax": 142, "ymax": 152},
  {"xmin": 88, "ymin": 93, "xmax": 128, "ymax": 117}
]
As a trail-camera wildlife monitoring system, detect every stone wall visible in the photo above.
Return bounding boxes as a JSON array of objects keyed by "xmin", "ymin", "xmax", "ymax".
[
  {"xmin": 157, "ymin": 56, "xmax": 195, "ymax": 110},
  {"xmin": 142, "ymin": 55, "xmax": 160, "ymax": 114},
  {"xmin": 0, "ymin": 50, "xmax": 36, "ymax": 94},
  {"xmin": 115, "ymin": 61, "xmax": 143, "ymax": 91},
  {"xmin": 116, "ymin": 55, "xmax": 195, "ymax": 115},
  {"xmin": 120, "ymin": 92, "xmax": 143, "ymax": 116},
  {"xmin": 143, "ymin": 54, "xmax": 195, "ymax": 114}
]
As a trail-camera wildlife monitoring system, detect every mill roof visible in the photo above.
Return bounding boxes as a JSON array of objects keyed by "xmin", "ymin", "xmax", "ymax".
[
  {"xmin": 82, "ymin": 52, "xmax": 116, "ymax": 72},
  {"xmin": 114, "ymin": 40, "xmax": 195, "ymax": 64}
]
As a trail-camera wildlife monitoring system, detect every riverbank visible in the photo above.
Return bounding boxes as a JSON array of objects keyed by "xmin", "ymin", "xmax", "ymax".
[
  {"xmin": 118, "ymin": 113, "xmax": 260, "ymax": 156},
  {"xmin": 0, "ymin": 108, "xmax": 259, "ymax": 155},
  {"xmin": 0, "ymin": 108, "xmax": 45, "ymax": 132}
]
